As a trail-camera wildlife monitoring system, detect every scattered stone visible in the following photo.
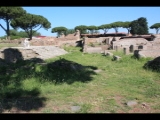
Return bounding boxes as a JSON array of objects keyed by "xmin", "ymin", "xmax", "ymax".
[
  {"xmin": 141, "ymin": 103, "xmax": 148, "ymax": 108},
  {"xmin": 105, "ymin": 51, "xmax": 113, "ymax": 56},
  {"xmin": 113, "ymin": 55, "xmax": 121, "ymax": 61},
  {"xmin": 93, "ymin": 69, "xmax": 102, "ymax": 73},
  {"xmin": 71, "ymin": 106, "xmax": 81, "ymax": 112},
  {"xmin": 138, "ymin": 53, "xmax": 146, "ymax": 58},
  {"xmin": 101, "ymin": 51, "xmax": 105, "ymax": 54},
  {"xmin": 126, "ymin": 101, "xmax": 137, "ymax": 107}
]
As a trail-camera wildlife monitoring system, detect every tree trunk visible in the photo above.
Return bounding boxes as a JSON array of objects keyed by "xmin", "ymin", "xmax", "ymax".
[
  {"xmin": 29, "ymin": 28, "xmax": 33, "ymax": 40},
  {"xmin": 127, "ymin": 29, "xmax": 130, "ymax": 36},
  {"xmin": 156, "ymin": 29, "xmax": 159, "ymax": 34},
  {"xmin": 6, "ymin": 18, "xmax": 10, "ymax": 40},
  {"xmin": 115, "ymin": 28, "xmax": 118, "ymax": 36}
]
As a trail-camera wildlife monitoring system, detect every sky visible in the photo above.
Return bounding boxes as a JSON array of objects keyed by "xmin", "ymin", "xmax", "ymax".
[{"xmin": 0, "ymin": 7, "xmax": 160, "ymax": 37}]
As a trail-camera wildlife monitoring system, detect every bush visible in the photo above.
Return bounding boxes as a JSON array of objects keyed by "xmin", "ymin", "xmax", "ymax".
[
  {"xmin": 0, "ymin": 36, "xmax": 6, "ymax": 40},
  {"xmin": 10, "ymin": 36, "xmax": 22, "ymax": 40}
]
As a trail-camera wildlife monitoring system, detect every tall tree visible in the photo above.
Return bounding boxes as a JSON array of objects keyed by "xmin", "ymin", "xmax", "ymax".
[
  {"xmin": 130, "ymin": 20, "xmax": 139, "ymax": 35},
  {"xmin": 98, "ymin": 24, "xmax": 111, "ymax": 34},
  {"xmin": 74, "ymin": 25, "xmax": 88, "ymax": 34},
  {"xmin": 0, "ymin": 7, "xmax": 26, "ymax": 40},
  {"xmin": 87, "ymin": 25, "xmax": 98, "ymax": 34},
  {"xmin": 51, "ymin": 26, "xmax": 68, "ymax": 37},
  {"xmin": 122, "ymin": 21, "xmax": 131, "ymax": 35},
  {"xmin": 150, "ymin": 23, "xmax": 160, "ymax": 34},
  {"xmin": 10, "ymin": 13, "xmax": 51, "ymax": 40},
  {"xmin": 110, "ymin": 21, "xmax": 123, "ymax": 34},
  {"xmin": 130, "ymin": 17, "xmax": 149, "ymax": 35}
]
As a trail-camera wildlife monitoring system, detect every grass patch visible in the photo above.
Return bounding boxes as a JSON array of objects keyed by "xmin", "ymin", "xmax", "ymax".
[
  {"xmin": 0, "ymin": 46, "xmax": 160, "ymax": 113},
  {"xmin": 0, "ymin": 43, "xmax": 19, "ymax": 49}
]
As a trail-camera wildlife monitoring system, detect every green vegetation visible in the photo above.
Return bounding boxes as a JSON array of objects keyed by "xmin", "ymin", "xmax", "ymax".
[
  {"xmin": 0, "ymin": 43, "xmax": 19, "ymax": 49},
  {"xmin": 122, "ymin": 21, "xmax": 131, "ymax": 35},
  {"xmin": 110, "ymin": 21, "xmax": 124, "ymax": 34},
  {"xmin": 10, "ymin": 13, "xmax": 51, "ymax": 40},
  {"xmin": 0, "ymin": 29, "xmax": 41, "ymax": 40},
  {"xmin": 74, "ymin": 25, "xmax": 89, "ymax": 34},
  {"xmin": 87, "ymin": 25, "xmax": 98, "ymax": 34},
  {"xmin": 130, "ymin": 17, "xmax": 149, "ymax": 35},
  {"xmin": 0, "ymin": 46, "xmax": 159, "ymax": 113},
  {"xmin": 98, "ymin": 24, "xmax": 112, "ymax": 34},
  {"xmin": 0, "ymin": 7, "xmax": 26, "ymax": 40},
  {"xmin": 51, "ymin": 27, "xmax": 68, "ymax": 37},
  {"xmin": 65, "ymin": 29, "xmax": 75, "ymax": 36},
  {"xmin": 150, "ymin": 23, "xmax": 160, "ymax": 34}
]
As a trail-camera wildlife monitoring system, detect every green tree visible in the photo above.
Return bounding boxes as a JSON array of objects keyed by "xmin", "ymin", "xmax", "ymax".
[
  {"xmin": 130, "ymin": 17, "xmax": 149, "ymax": 35},
  {"xmin": 130, "ymin": 20, "xmax": 138, "ymax": 35},
  {"xmin": 9, "ymin": 29, "xmax": 19, "ymax": 36},
  {"xmin": 150, "ymin": 23, "xmax": 160, "ymax": 34},
  {"xmin": 0, "ymin": 7, "xmax": 26, "ymax": 40},
  {"xmin": 98, "ymin": 24, "xmax": 111, "ymax": 34},
  {"xmin": 122, "ymin": 21, "xmax": 131, "ymax": 35},
  {"xmin": 74, "ymin": 25, "xmax": 88, "ymax": 34},
  {"xmin": 10, "ymin": 13, "xmax": 51, "ymax": 40},
  {"xmin": 87, "ymin": 25, "xmax": 98, "ymax": 34},
  {"xmin": 51, "ymin": 26, "xmax": 67, "ymax": 37},
  {"xmin": 65, "ymin": 29, "xmax": 75, "ymax": 36},
  {"xmin": 110, "ymin": 21, "xmax": 123, "ymax": 34}
]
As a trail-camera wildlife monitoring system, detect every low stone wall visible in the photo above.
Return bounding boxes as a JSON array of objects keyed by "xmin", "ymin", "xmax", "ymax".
[
  {"xmin": 83, "ymin": 44, "xmax": 110, "ymax": 53},
  {"xmin": 30, "ymin": 39, "xmax": 56, "ymax": 46}
]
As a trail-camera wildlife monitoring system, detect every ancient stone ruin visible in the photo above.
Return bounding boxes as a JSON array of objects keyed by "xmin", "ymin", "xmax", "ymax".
[
  {"xmin": 0, "ymin": 30, "xmax": 160, "ymax": 63},
  {"xmin": 82, "ymin": 33, "xmax": 160, "ymax": 59}
]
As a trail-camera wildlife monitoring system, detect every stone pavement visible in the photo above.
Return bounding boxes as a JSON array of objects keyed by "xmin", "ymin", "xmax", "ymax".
[{"xmin": 0, "ymin": 46, "xmax": 68, "ymax": 61}]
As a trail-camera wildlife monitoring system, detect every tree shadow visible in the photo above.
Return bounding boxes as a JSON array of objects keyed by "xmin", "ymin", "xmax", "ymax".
[
  {"xmin": 0, "ymin": 48, "xmax": 97, "ymax": 113},
  {"xmin": 0, "ymin": 88, "xmax": 46, "ymax": 113},
  {"xmin": 0, "ymin": 48, "xmax": 46, "ymax": 113},
  {"xmin": 3, "ymin": 48, "xmax": 24, "ymax": 63},
  {"xmin": 43, "ymin": 58, "xmax": 97, "ymax": 85},
  {"xmin": 143, "ymin": 56, "xmax": 160, "ymax": 73}
]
